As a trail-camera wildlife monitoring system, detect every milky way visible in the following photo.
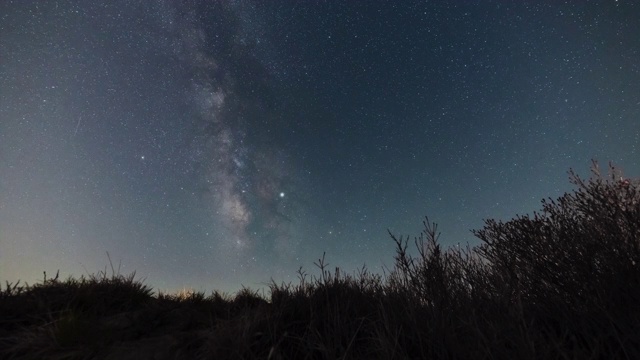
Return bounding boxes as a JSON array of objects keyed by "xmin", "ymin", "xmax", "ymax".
[{"xmin": 163, "ymin": 1, "xmax": 305, "ymax": 267}]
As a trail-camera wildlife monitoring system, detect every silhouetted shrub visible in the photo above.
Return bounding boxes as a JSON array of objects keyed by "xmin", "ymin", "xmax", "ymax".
[{"xmin": 473, "ymin": 160, "xmax": 640, "ymax": 313}]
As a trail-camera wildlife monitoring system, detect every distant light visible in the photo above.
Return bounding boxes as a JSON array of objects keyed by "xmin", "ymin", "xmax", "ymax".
[
  {"xmin": 279, "ymin": 192, "xmax": 285, "ymax": 198},
  {"xmin": 141, "ymin": 156, "xmax": 145, "ymax": 160}
]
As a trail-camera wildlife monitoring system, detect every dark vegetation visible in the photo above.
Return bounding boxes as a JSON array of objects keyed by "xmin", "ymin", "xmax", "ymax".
[{"xmin": 1, "ymin": 161, "xmax": 639, "ymax": 359}]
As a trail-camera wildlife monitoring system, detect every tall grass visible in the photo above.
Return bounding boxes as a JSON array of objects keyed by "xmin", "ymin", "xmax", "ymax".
[{"xmin": 1, "ymin": 161, "xmax": 638, "ymax": 359}]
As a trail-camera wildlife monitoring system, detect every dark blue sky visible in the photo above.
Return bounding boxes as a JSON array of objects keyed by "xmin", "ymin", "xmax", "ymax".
[{"xmin": 1, "ymin": 0, "xmax": 638, "ymax": 293}]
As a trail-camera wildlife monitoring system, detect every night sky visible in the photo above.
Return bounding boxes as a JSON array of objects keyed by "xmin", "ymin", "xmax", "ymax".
[{"xmin": 1, "ymin": 1, "xmax": 639, "ymax": 294}]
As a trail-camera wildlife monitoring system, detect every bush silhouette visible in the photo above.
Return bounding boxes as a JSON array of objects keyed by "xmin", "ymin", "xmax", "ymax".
[
  {"xmin": 473, "ymin": 160, "xmax": 640, "ymax": 312},
  {"xmin": 381, "ymin": 160, "xmax": 640, "ymax": 358}
]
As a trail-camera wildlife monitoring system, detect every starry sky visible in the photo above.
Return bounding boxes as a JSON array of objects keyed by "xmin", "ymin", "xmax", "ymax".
[{"xmin": 1, "ymin": 1, "xmax": 639, "ymax": 294}]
